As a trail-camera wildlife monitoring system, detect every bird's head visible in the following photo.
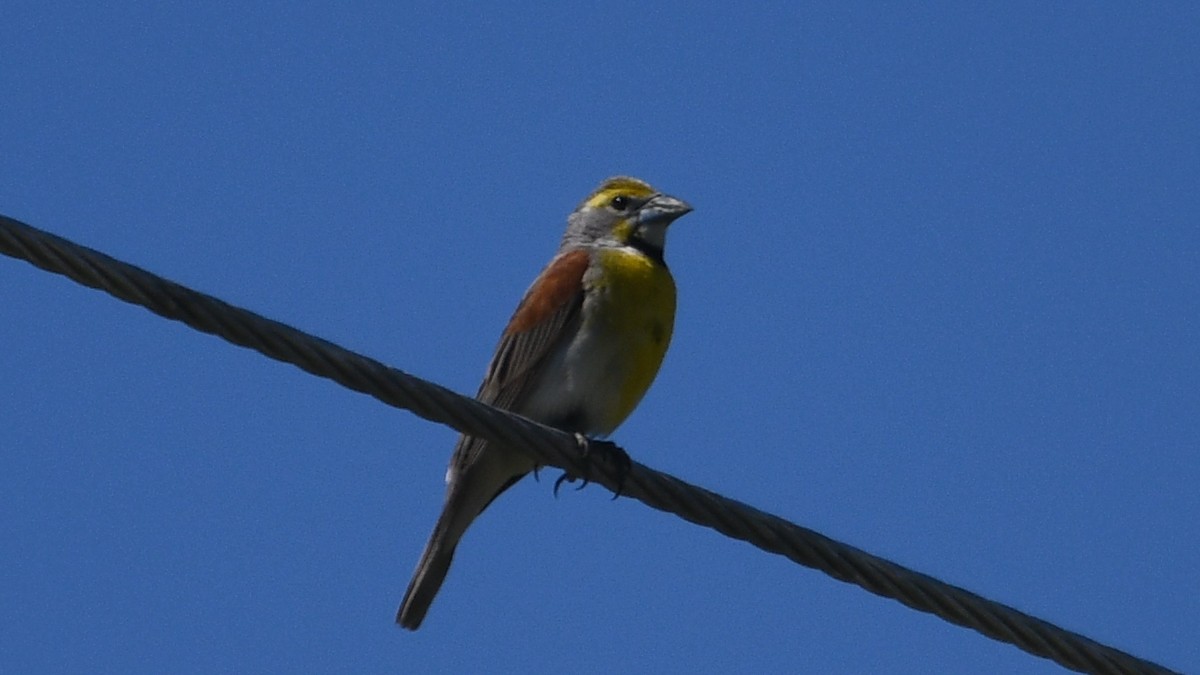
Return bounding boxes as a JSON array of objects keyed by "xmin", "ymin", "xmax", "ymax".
[{"xmin": 564, "ymin": 176, "xmax": 692, "ymax": 261}]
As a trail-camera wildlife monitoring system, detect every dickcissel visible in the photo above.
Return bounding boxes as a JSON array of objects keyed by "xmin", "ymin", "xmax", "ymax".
[{"xmin": 397, "ymin": 176, "xmax": 692, "ymax": 629}]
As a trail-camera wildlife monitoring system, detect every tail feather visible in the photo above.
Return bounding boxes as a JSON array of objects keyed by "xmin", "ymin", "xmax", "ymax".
[
  {"xmin": 398, "ymin": 437, "xmax": 533, "ymax": 629},
  {"xmin": 397, "ymin": 525, "xmax": 457, "ymax": 630}
]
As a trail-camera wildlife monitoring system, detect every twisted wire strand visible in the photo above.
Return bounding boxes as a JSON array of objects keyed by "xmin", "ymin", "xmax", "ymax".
[{"xmin": 0, "ymin": 214, "xmax": 1177, "ymax": 675}]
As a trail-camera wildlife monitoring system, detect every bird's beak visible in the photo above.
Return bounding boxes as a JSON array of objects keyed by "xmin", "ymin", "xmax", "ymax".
[{"xmin": 637, "ymin": 194, "xmax": 693, "ymax": 226}]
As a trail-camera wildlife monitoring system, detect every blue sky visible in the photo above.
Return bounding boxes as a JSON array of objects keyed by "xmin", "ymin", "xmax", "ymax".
[{"xmin": 2, "ymin": 3, "xmax": 1197, "ymax": 673}]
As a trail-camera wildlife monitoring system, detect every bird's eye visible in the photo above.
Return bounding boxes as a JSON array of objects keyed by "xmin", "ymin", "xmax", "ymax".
[{"xmin": 610, "ymin": 195, "xmax": 630, "ymax": 211}]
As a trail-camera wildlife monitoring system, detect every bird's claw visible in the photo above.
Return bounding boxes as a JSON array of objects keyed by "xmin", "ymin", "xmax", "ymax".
[
  {"xmin": 552, "ymin": 471, "xmax": 580, "ymax": 497},
  {"xmin": 552, "ymin": 433, "xmax": 631, "ymax": 500}
]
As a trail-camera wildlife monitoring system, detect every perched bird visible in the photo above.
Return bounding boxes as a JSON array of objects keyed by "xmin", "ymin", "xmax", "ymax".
[{"xmin": 397, "ymin": 176, "xmax": 692, "ymax": 630}]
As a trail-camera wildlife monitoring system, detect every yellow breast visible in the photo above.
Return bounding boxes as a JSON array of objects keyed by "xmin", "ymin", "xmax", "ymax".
[{"xmin": 582, "ymin": 246, "xmax": 677, "ymax": 431}]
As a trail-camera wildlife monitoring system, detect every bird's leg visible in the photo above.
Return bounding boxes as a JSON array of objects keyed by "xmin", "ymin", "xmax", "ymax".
[
  {"xmin": 593, "ymin": 437, "xmax": 632, "ymax": 500},
  {"xmin": 552, "ymin": 433, "xmax": 587, "ymax": 496},
  {"xmin": 553, "ymin": 433, "xmax": 632, "ymax": 499}
]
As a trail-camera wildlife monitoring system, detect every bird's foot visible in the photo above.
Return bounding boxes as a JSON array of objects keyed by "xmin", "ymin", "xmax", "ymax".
[{"xmin": 553, "ymin": 433, "xmax": 631, "ymax": 500}]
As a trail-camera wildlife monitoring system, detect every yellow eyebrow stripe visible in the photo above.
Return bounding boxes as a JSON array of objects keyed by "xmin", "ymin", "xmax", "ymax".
[{"xmin": 583, "ymin": 176, "xmax": 657, "ymax": 209}]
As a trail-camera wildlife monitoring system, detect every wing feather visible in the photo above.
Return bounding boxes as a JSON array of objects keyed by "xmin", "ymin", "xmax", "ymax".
[
  {"xmin": 477, "ymin": 248, "xmax": 589, "ymax": 408},
  {"xmin": 449, "ymin": 248, "xmax": 589, "ymax": 473}
]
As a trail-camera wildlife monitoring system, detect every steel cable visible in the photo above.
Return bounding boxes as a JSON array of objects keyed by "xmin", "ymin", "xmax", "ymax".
[{"xmin": 0, "ymin": 214, "xmax": 1178, "ymax": 675}]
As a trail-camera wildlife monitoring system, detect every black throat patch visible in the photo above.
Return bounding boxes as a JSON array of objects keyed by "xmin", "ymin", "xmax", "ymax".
[{"xmin": 628, "ymin": 236, "xmax": 666, "ymax": 267}]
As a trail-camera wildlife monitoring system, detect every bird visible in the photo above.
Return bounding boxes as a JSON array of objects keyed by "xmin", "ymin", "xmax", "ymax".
[{"xmin": 397, "ymin": 176, "xmax": 693, "ymax": 630}]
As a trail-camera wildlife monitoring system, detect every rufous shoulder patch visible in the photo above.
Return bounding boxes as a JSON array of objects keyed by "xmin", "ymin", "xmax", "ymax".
[{"xmin": 503, "ymin": 249, "xmax": 589, "ymax": 335}]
